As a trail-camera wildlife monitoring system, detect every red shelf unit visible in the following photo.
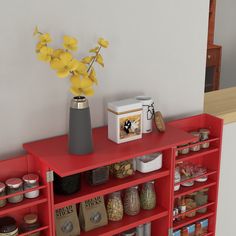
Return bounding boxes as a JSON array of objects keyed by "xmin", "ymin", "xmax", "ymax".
[{"xmin": 0, "ymin": 113, "xmax": 223, "ymax": 236}]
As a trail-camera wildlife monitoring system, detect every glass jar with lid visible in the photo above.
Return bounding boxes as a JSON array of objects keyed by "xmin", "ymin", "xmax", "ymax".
[
  {"xmin": 110, "ymin": 160, "xmax": 135, "ymax": 179},
  {"xmin": 21, "ymin": 213, "xmax": 40, "ymax": 236},
  {"xmin": 106, "ymin": 191, "xmax": 123, "ymax": 221},
  {"xmin": 0, "ymin": 216, "xmax": 18, "ymax": 236},
  {"xmin": 140, "ymin": 181, "xmax": 156, "ymax": 210},
  {"xmin": 6, "ymin": 178, "xmax": 23, "ymax": 203},
  {"xmin": 23, "ymin": 174, "xmax": 40, "ymax": 199},
  {"xmin": 0, "ymin": 182, "xmax": 6, "ymax": 208},
  {"xmin": 87, "ymin": 166, "xmax": 109, "ymax": 186},
  {"xmin": 199, "ymin": 128, "xmax": 211, "ymax": 148},
  {"xmin": 195, "ymin": 189, "xmax": 209, "ymax": 213},
  {"xmin": 189, "ymin": 132, "xmax": 201, "ymax": 152},
  {"xmin": 124, "ymin": 186, "xmax": 140, "ymax": 216}
]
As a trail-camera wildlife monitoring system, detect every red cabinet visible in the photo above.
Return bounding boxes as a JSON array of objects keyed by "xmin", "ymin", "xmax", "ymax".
[{"xmin": 0, "ymin": 114, "xmax": 223, "ymax": 236}]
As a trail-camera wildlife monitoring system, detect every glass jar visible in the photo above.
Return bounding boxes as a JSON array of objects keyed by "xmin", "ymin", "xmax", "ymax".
[
  {"xmin": 195, "ymin": 189, "xmax": 209, "ymax": 213},
  {"xmin": 124, "ymin": 186, "xmax": 140, "ymax": 216},
  {"xmin": 140, "ymin": 181, "xmax": 156, "ymax": 210},
  {"xmin": 21, "ymin": 213, "xmax": 40, "ymax": 236},
  {"xmin": 136, "ymin": 225, "xmax": 144, "ymax": 236},
  {"xmin": 178, "ymin": 144, "xmax": 189, "ymax": 155},
  {"xmin": 177, "ymin": 197, "xmax": 186, "ymax": 220},
  {"xmin": 180, "ymin": 162, "xmax": 194, "ymax": 187},
  {"xmin": 6, "ymin": 178, "xmax": 23, "ymax": 204},
  {"xmin": 144, "ymin": 222, "xmax": 151, "ymax": 236},
  {"xmin": 199, "ymin": 129, "xmax": 210, "ymax": 149},
  {"xmin": 185, "ymin": 194, "xmax": 197, "ymax": 218},
  {"xmin": 0, "ymin": 216, "xmax": 18, "ymax": 236},
  {"xmin": 121, "ymin": 228, "xmax": 136, "ymax": 236},
  {"xmin": 189, "ymin": 132, "xmax": 201, "ymax": 152},
  {"xmin": 107, "ymin": 191, "xmax": 123, "ymax": 221},
  {"xmin": 194, "ymin": 166, "xmax": 208, "ymax": 182},
  {"xmin": 23, "ymin": 174, "xmax": 40, "ymax": 199},
  {"xmin": 0, "ymin": 182, "xmax": 6, "ymax": 208},
  {"xmin": 110, "ymin": 160, "xmax": 135, "ymax": 179},
  {"xmin": 174, "ymin": 166, "xmax": 181, "ymax": 191},
  {"xmin": 87, "ymin": 166, "xmax": 109, "ymax": 186}
]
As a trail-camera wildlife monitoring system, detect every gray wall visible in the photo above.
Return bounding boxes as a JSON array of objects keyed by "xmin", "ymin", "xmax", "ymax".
[
  {"xmin": 0, "ymin": 0, "xmax": 209, "ymax": 159},
  {"xmin": 215, "ymin": 0, "xmax": 236, "ymax": 88}
]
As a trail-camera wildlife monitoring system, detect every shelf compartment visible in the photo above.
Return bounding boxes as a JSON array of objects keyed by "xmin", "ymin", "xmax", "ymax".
[
  {"xmin": 0, "ymin": 196, "xmax": 48, "ymax": 216},
  {"xmin": 173, "ymin": 202, "xmax": 215, "ymax": 219},
  {"xmin": 173, "ymin": 210, "xmax": 215, "ymax": 230},
  {"xmin": 54, "ymin": 169, "xmax": 170, "ymax": 209},
  {"xmin": 174, "ymin": 170, "xmax": 217, "ymax": 187},
  {"xmin": 18, "ymin": 226, "xmax": 49, "ymax": 236},
  {"xmin": 0, "ymin": 185, "xmax": 47, "ymax": 201},
  {"xmin": 176, "ymin": 147, "xmax": 219, "ymax": 163},
  {"xmin": 80, "ymin": 207, "xmax": 168, "ymax": 236},
  {"xmin": 174, "ymin": 179, "xmax": 216, "ymax": 199}
]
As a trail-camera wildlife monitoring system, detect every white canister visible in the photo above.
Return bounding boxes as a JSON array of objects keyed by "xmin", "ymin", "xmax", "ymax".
[
  {"xmin": 136, "ymin": 96, "xmax": 154, "ymax": 133},
  {"xmin": 108, "ymin": 99, "xmax": 143, "ymax": 144}
]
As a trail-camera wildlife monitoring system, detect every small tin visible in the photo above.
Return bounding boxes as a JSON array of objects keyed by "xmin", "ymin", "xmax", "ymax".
[
  {"xmin": 190, "ymin": 132, "xmax": 201, "ymax": 152},
  {"xmin": 199, "ymin": 129, "xmax": 211, "ymax": 149},
  {"xmin": 6, "ymin": 178, "xmax": 23, "ymax": 203},
  {"xmin": 178, "ymin": 144, "xmax": 190, "ymax": 155},
  {"xmin": 23, "ymin": 174, "xmax": 40, "ymax": 199},
  {"xmin": 0, "ymin": 182, "xmax": 6, "ymax": 208},
  {"xmin": 0, "ymin": 217, "xmax": 18, "ymax": 235},
  {"xmin": 108, "ymin": 98, "xmax": 142, "ymax": 144}
]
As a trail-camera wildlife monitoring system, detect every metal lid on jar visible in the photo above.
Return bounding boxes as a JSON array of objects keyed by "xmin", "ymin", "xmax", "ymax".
[
  {"xmin": 190, "ymin": 131, "xmax": 201, "ymax": 137},
  {"xmin": 24, "ymin": 213, "xmax": 38, "ymax": 224},
  {"xmin": 5, "ymin": 178, "xmax": 23, "ymax": 188},
  {"xmin": 0, "ymin": 217, "xmax": 17, "ymax": 233},
  {"xmin": 23, "ymin": 174, "xmax": 39, "ymax": 184},
  {"xmin": 71, "ymin": 96, "xmax": 89, "ymax": 109},
  {"xmin": 199, "ymin": 128, "xmax": 210, "ymax": 134},
  {"xmin": 0, "ymin": 182, "xmax": 6, "ymax": 192}
]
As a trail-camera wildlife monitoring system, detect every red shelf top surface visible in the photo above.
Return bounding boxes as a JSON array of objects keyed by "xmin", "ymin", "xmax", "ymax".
[{"xmin": 23, "ymin": 124, "xmax": 195, "ymax": 177}]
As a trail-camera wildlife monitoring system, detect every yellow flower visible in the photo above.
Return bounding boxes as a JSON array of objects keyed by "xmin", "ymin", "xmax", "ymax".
[
  {"xmin": 50, "ymin": 52, "xmax": 80, "ymax": 78},
  {"xmin": 82, "ymin": 56, "xmax": 94, "ymax": 64},
  {"xmin": 37, "ymin": 46, "xmax": 53, "ymax": 62},
  {"xmin": 75, "ymin": 62, "xmax": 88, "ymax": 76},
  {"xmin": 89, "ymin": 46, "xmax": 99, "ymax": 53},
  {"xmin": 52, "ymin": 49, "xmax": 65, "ymax": 58},
  {"xmin": 70, "ymin": 86, "xmax": 94, "ymax": 96},
  {"xmin": 70, "ymin": 75, "xmax": 94, "ymax": 96},
  {"xmin": 39, "ymin": 33, "xmax": 52, "ymax": 44},
  {"xmin": 96, "ymin": 54, "xmax": 104, "ymax": 67},
  {"xmin": 33, "ymin": 26, "xmax": 40, "ymax": 36},
  {"xmin": 63, "ymin": 35, "xmax": 78, "ymax": 51},
  {"xmin": 98, "ymin": 38, "xmax": 109, "ymax": 48},
  {"xmin": 35, "ymin": 42, "xmax": 44, "ymax": 53},
  {"xmin": 88, "ymin": 68, "xmax": 98, "ymax": 85}
]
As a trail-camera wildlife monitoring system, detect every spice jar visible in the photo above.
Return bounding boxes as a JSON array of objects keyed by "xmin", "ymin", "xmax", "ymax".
[
  {"xmin": 6, "ymin": 178, "xmax": 23, "ymax": 203},
  {"xmin": 185, "ymin": 194, "xmax": 197, "ymax": 218},
  {"xmin": 107, "ymin": 191, "xmax": 123, "ymax": 221},
  {"xmin": 87, "ymin": 166, "xmax": 109, "ymax": 186},
  {"xmin": 178, "ymin": 144, "xmax": 189, "ymax": 155},
  {"xmin": 124, "ymin": 186, "xmax": 140, "ymax": 216},
  {"xmin": 144, "ymin": 222, "xmax": 151, "ymax": 236},
  {"xmin": 0, "ymin": 182, "xmax": 6, "ymax": 208},
  {"xmin": 178, "ymin": 197, "xmax": 186, "ymax": 220},
  {"xmin": 199, "ymin": 129, "xmax": 210, "ymax": 149},
  {"xmin": 180, "ymin": 162, "xmax": 194, "ymax": 187},
  {"xmin": 195, "ymin": 189, "xmax": 209, "ymax": 213},
  {"xmin": 140, "ymin": 181, "xmax": 156, "ymax": 210},
  {"xmin": 23, "ymin": 174, "xmax": 40, "ymax": 199},
  {"xmin": 110, "ymin": 160, "xmax": 135, "ymax": 179},
  {"xmin": 194, "ymin": 166, "xmax": 208, "ymax": 182},
  {"xmin": 21, "ymin": 213, "xmax": 40, "ymax": 236},
  {"xmin": 136, "ymin": 225, "xmax": 144, "ymax": 236},
  {"xmin": 0, "ymin": 216, "xmax": 18, "ymax": 236},
  {"xmin": 174, "ymin": 166, "xmax": 181, "ymax": 191},
  {"xmin": 189, "ymin": 131, "xmax": 201, "ymax": 152}
]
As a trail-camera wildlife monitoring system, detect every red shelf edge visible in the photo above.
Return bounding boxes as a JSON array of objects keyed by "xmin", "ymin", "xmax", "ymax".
[
  {"xmin": 18, "ymin": 226, "xmax": 49, "ymax": 236},
  {"xmin": 54, "ymin": 169, "xmax": 170, "ymax": 209}
]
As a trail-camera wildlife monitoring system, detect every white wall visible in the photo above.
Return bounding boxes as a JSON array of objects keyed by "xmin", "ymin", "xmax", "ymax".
[
  {"xmin": 215, "ymin": 0, "xmax": 236, "ymax": 88},
  {"xmin": 0, "ymin": 0, "xmax": 209, "ymax": 159}
]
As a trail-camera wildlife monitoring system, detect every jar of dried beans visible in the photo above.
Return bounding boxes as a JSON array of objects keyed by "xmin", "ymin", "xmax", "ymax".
[
  {"xmin": 124, "ymin": 186, "xmax": 140, "ymax": 216},
  {"xmin": 140, "ymin": 181, "xmax": 156, "ymax": 210},
  {"xmin": 107, "ymin": 191, "xmax": 123, "ymax": 221}
]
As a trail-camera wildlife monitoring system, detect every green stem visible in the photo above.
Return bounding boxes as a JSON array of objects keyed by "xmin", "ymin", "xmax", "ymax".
[{"xmin": 87, "ymin": 46, "xmax": 102, "ymax": 73}]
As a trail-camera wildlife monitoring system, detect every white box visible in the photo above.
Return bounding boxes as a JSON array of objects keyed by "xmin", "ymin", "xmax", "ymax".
[{"xmin": 108, "ymin": 99, "xmax": 143, "ymax": 144}]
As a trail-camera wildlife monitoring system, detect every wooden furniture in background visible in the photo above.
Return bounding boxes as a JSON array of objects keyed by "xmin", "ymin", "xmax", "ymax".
[{"xmin": 205, "ymin": 0, "xmax": 222, "ymax": 92}]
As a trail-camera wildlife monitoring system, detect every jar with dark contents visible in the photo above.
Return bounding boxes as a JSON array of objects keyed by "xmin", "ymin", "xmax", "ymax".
[
  {"xmin": 23, "ymin": 174, "xmax": 40, "ymax": 199},
  {"xmin": 0, "ymin": 182, "xmax": 6, "ymax": 208},
  {"xmin": 21, "ymin": 213, "xmax": 40, "ymax": 236},
  {"xmin": 140, "ymin": 181, "xmax": 156, "ymax": 210},
  {"xmin": 87, "ymin": 166, "xmax": 109, "ymax": 186},
  {"xmin": 124, "ymin": 186, "xmax": 140, "ymax": 216},
  {"xmin": 189, "ymin": 132, "xmax": 201, "ymax": 152},
  {"xmin": 6, "ymin": 178, "xmax": 23, "ymax": 203},
  {"xmin": 199, "ymin": 129, "xmax": 210, "ymax": 148},
  {"xmin": 0, "ymin": 216, "xmax": 18, "ymax": 236}
]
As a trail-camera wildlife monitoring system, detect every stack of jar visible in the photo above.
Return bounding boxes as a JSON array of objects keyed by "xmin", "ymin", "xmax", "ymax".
[
  {"xmin": 0, "ymin": 173, "xmax": 40, "ymax": 208},
  {"xmin": 172, "ymin": 218, "xmax": 209, "ymax": 236},
  {"xmin": 106, "ymin": 181, "xmax": 157, "ymax": 222},
  {"xmin": 0, "ymin": 213, "xmax": 41, "ymax": 235},
  {"xmin": 173, "ymin": 189, "xmax": 209, "ymax": 222},
  {"xmin": 177, "ymin": 129, "xmax": 211, "ymax": 156},
  {"xmin": 175, "ymin": 162, "xmax": 208, "ymax": 191}
]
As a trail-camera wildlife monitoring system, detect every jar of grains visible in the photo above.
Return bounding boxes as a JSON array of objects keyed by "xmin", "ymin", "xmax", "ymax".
[
  {"xmin": 189, "ymin": 132, "xmax": 201, "ymax": 152},
  {"xmin": 0, "ymin": 216, "xmax": 18, "ymax": 236},
  {"xmin": 21, "ymin": 213, "xmax": 40, "ymax": 236},
  {"xmin": 140, "ymin": 181, "xmax": 156, "ymax": 210},
  {"xmin": 107, "ymin": 191, "xmax": 123, "ymax": 221},
  {"xmin": 6, "ymin": 178, "xmax": 23, "ymax": 203},
  {"xmin": 0, "ymin": 182, "xmax": 6, "ymax": 208},
  {"xmin": 124, "ymin": 186, "xmax": 140, "ymax": 216},
  {"xmin": 23, "ymin": 174, "xmax": 40, "ymax": 199},
  {"xmin": 110, "ymin": 160, "xmax": 135, "ymax": 179}
]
